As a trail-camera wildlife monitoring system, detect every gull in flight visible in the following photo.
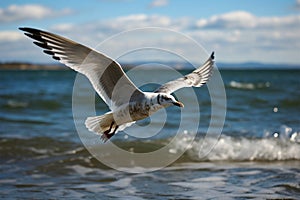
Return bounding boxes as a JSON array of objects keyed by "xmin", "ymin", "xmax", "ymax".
[{"xmin": 20, "ymin": 27, "xmax": 215, "ymax": 142}]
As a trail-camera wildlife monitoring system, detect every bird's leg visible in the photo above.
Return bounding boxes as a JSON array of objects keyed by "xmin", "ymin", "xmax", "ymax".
[
  {"xmin": 101, "ymin": 121, "xmax": 119, "ymax": 142},
  {"xmin": 105, "ymin": 125, "xmax": 119, "ymax": 140},
  {"xmin": 101, "ymin": 121, "xmax": 115, "ymax": 142},
  {"xmin": 110, "ymin": 125, "xmax": 119, "ymax": 138}
]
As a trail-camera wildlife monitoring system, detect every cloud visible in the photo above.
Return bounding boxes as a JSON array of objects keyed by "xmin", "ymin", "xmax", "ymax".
[
  {"xmin": 57, "ymin": 14, "xmax": 175, "ymax": 37},
  {"xmin": 192, "ymin": 12, "xmax": 300, "ymax": 63},
  {"xmin": 196, "ymin": 11, "xmax": 256, "ymax": 29},
  {"xmin": 196, "ymin": 11, "xmax": 300, "ymax": 30},
  {"xmin": 296, "ymin": 0, "xmax": 300, "ymax": 9},
  {"xmin": 51, "ymin": 23, "xmax": 74, "ymax": 32},
  {"xmin": 0, "ymin": 4, "xmax": 72, "ymax": 23},
  {"xmin": 149, "ymin": 0, "xmax": 169, "ymax": 8},
  {"xmin": 0, "ymin": 31, "xmax": 23, "ymax": 42},
  {"xmin": 58, "ymin": 12, "xmax": 300, "ymax": 64},
  {"xmin": 113, "ymin": 14, "xmax": 171, "ymax": 28},
  {"xmin": 3, "ymin": 11, "xmax": 300, "ymax": 64}
]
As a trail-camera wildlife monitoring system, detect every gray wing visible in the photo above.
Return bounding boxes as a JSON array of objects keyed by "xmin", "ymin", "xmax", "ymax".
[
  {"xmin": 154, "ymin": 52, "xmax": 215, "ymax": 94},
  {"xmin": 19, "ymin": 27, "xmax": 144, "ymax": 110}
]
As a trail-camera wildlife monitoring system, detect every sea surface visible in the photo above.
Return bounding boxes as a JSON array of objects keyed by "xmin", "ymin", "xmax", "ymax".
[{"xmin": 0, "ymin": 68, "xmax": 299, "ymax": 199}]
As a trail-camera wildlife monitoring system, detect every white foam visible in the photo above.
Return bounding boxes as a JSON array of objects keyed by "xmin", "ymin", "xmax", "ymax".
[
  {"xmin": 110, "ymin": 177, "xmax": 132, "ymax": 188},
  {"xmin": 7, "ymin": 100, "xmax": 28, "ymax": 108},
  {"xmin": 229, "ymin": 81, "xmax": 270, "ymax": 90},
  {"xmin": 169, "ymin": 127, "xmax": 300, "ymax": 162}
]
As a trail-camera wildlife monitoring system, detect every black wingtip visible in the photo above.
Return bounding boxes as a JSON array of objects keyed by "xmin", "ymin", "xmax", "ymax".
[
  {"xmin": 18, "ymin": 27, "xmax": 28, "ymax": 31},
  {"xmin": 19, "ymin": 27, "xmax": 33, "ymax": 32},
  {"xmin": 19, "ymin": 27, "xmax": 44, "ymax": 36},
  {"xmin": 211, "ymin": 51, "xmax": 215, "ymax": 60},
  {"xmin": 43, "ymin": 50, "xmax": 55, "ymax": 56},
  {"xmin": 52, "ymin": 56, "xmax": 61, "ymax": 61}
]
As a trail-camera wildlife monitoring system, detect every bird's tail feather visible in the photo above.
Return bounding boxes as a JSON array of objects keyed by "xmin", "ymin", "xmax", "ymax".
[
  {"xmin": 85, "ymin": 112, "xmax": 135, "ymax": 135},
  {"xmin": 85, "ymin": 112, "xmax": 114, "ymax": 135}
]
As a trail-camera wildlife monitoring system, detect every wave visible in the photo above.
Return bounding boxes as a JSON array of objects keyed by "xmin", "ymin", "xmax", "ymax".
[
  {"xmin": 1, "ymin": 127, "xmax": 299, "ymax": 173},
  {"xmin": 280, "ymin": 98, "xmax": 300, "ymax": 108},
  {"xmin": 84, "ymin": 127, "xmax": 300, "ymax": 164},
  {"xmin": 3, "ymin": 99, "xmax": 63, "ymax": 110},
  {"xmin": 169, "ymin": 127, "xmax": 300, "ymax": 162},
  {"xmin": 5, "ymin": 100, "xmax": 29, "ymax": 108},
  {"xmin": 183, "ymin": 135, "xmax": 299, "ymax": 162},
  {"xmin": 0, "ymin": 116, "xmax": 53, "ymax": 125},
  {"xmin": 31, "ymin": 99, "xmax": 63, "ymax": 110},
  {"xmin": 229, "ymin": 81, "xmax": 270, "ymax": 90}
]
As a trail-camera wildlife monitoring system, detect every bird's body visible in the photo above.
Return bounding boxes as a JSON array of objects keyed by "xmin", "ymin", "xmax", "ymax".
[
  {"xmin": 86, "ymin": 92, "xmax": 181, "ymax": 140},
  {"xmin": 20, "ymin": 27, "xmax": 215, "ymax": 142}
]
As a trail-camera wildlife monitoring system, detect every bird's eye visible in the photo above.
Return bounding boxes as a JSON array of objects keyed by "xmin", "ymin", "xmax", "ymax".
[{"xmin": 164, "ymin": 97, "xmax": 171, "ymax": 101}]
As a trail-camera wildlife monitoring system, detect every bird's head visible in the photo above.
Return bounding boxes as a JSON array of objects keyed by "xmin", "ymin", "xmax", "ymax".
[{"xmin": 157, "ymin": 93, "xmax": 184, "ymax": 108}]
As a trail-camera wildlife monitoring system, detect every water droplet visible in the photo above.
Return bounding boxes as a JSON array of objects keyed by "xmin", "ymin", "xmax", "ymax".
[{"xmin": 169, "ymin": 148, "xmax": 177, "ymax": 154}]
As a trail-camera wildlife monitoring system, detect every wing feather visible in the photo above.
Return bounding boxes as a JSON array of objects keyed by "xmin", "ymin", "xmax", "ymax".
[
  {"xmin": 19, "ymin": 27, "xmax": 143, "ymax": 110},
  {"xmin": 155, "ymin": 52, "xmax": 215, "ymax": 94}
]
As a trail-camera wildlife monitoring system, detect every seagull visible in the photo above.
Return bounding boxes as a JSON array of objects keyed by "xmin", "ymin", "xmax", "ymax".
[{"xmin": 19, "ymin": 27, "xmax": 215, "ymax": 142}]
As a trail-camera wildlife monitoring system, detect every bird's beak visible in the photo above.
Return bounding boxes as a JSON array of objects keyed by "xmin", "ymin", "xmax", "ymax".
[{"xmin": 173, "ymin": 101, "xmax": 184, "ymax": 108}]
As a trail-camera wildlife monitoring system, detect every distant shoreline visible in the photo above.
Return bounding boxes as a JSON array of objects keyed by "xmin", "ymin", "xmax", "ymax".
[
  {"xmin": 0, "ymin": 62, "xmax": 299, "ymax": 70},
  {"xmin": 0, "ymin": 62, "xmax": 137, "ymax": 70},
  {"xmin": 0, "ymin": 63, "xmax": 68, "ymax": 70}
]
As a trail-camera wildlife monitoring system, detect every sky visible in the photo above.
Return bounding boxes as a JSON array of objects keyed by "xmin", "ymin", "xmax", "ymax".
[{"xmin": 1, "ymin": 0, "xmax": 300, "ymax": 65}]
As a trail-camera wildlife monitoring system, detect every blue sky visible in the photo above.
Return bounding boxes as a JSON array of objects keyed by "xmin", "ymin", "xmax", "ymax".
[{"xmin": 1, "ymin": 0, "xmax": 300, "ymax": 65}]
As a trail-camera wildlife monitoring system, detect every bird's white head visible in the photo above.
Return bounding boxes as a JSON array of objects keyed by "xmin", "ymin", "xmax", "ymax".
[{"xmin": 156, "ymin": 93, "xmax": 184, "ymax": 108}]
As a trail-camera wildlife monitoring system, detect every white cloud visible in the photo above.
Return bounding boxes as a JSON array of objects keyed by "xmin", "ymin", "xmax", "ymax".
[
  {"xmin": 65, "ymin": 14, "xmax": 174, "ymax": 38},
  {"xmin": 51, "ymin": 23, "xmax": 74, "ymax": 32},
  {"xmin": 3, "ymin": 11, "xmax": 300, "ymax": 64},
  {"xmin": 196, "ymin": 11, "xmax": 256, "ymax": 29},
  {"xmin": 296, "ymin": 0, "xmax": 300, "ymax": 9},
  {"xmin": 0, "ymin": 4, "xmax": 72, "ymax": 23},
  {"xmin": 196, "ymin": 11, "xmax": 300, "ymax": 30},
  {"xmin": 191, "ymin": 11, "xmax": 300, "ymax": 63},
  {"xmin": 0, "ymin": 31, "xmax": 23, "ymax": 42},
  {"xmin": 149, "ymin": 0, "xmax": 169, "ymax": 8},
  {"xmin": 115, "ymin": 14, "xmax": 171, "ymax": 27}
]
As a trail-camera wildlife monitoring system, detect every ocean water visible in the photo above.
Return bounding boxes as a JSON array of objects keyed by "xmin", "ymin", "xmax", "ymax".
[{"xmin": 0, "ymin": 69, "xmax": 299, "ymax": 199}]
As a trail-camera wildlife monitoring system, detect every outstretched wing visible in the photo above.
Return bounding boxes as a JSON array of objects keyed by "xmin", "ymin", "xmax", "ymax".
[
  {"xmin": 154, "ymin": 52, "xmax": 215, "ymax": 94},
  {"xmin": 19, "ymin": 27, "xmax": 144, "ymax": 110}
]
